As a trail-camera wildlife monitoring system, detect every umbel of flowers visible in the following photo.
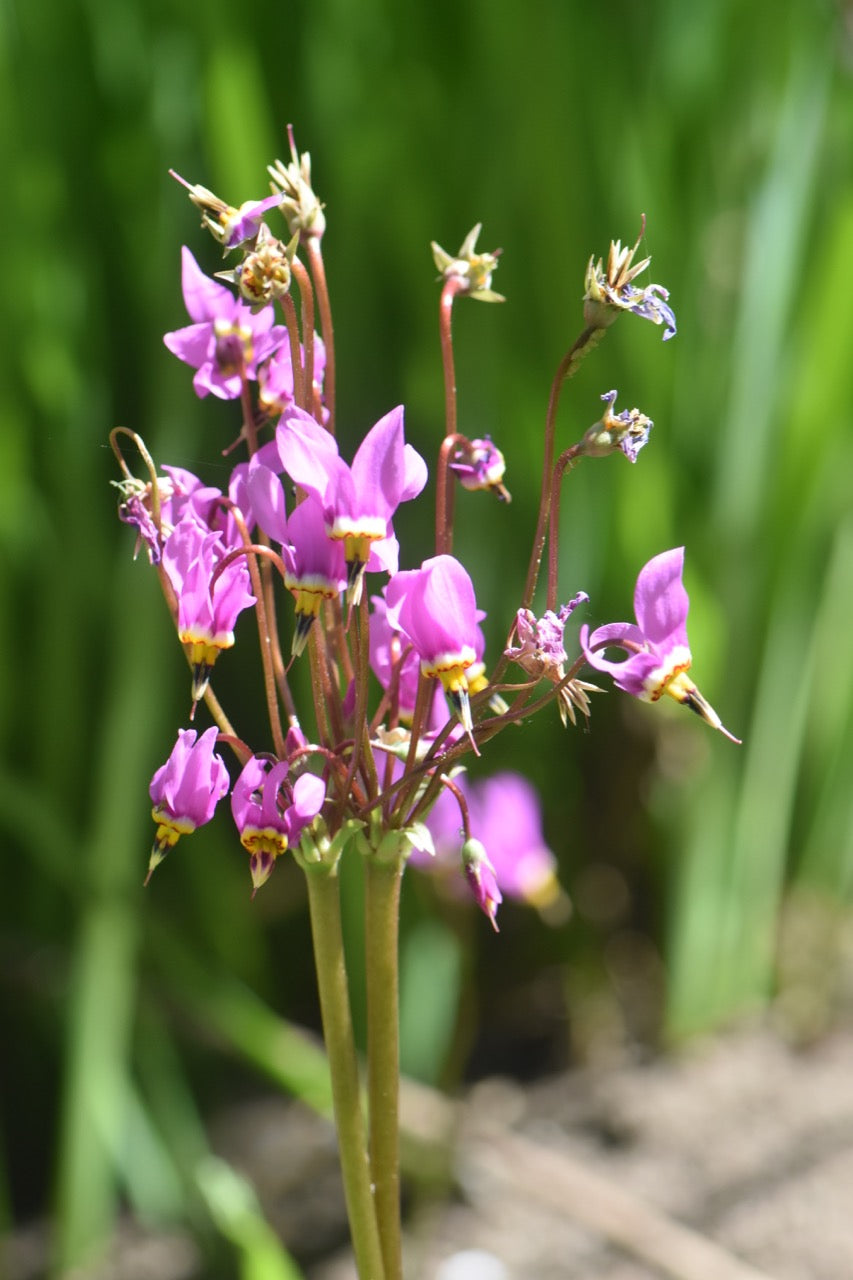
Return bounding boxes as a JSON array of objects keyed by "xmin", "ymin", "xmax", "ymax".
[{"xmin": 112, "ymin": 128, "xmax": 738, "ymax": 1280}]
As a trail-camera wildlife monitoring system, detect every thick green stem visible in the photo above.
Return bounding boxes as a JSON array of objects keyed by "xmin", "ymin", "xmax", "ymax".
[
  {"xmin": 305, "ymin": 870, "xmax": 385, "ymax": 1280},
  {"xmin": 364, "ymin": 857, "xmax": 404, "ymax": 1280}
]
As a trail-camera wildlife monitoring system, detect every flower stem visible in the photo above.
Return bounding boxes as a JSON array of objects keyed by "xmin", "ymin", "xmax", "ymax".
[
  {"xmin": 364, "ymin": 855, "xmax": 404, "ymax": 1280},
  {"xmin": 521, "ymin": 325, "xmax": 605, "ymax": 610},
  {"xmin": 305, "ymin": 868, "xmax": 386, "ymax": 1280},
  {"xmin": 307, "ymin": 239, "xmax": 336, "ymax": 436},
  {"xmin": 546, "ymin": 444, "xmax": 581, "ymax": 612}
]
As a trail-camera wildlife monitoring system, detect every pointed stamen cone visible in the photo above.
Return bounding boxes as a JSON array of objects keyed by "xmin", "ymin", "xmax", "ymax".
[
  {"xmin": 446, "ymin": 686, "xmax": 480, "ymax": 756},
  {"xmin": 145, "ymin": 841, "xmax": 168, "ymax": 886},
  {"xmin": 250, "ymin": 848, "xmax": 276, "ymax": 896},
  {"xmin": 191, "ymin": 661, "xmax": 214, "ymax": 704},
  {"xmin": 682, "ymin": 684, "xmax": 742, "ymax": 744},
  {"xmin": 291, "ymin": 611, "xmax": 315, "ymax": 657},
  {"xmin": 345, "ymin": 557, "xmax": 366, "ymax": 608}
]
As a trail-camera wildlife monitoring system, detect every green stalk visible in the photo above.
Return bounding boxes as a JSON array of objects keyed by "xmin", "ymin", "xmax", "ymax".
[
  {"xmin": 305, "ymin": 868, "xmax": 385, "ymax": 1280},
  {"xmin": 364, "ymin": 856, "xmax": 404, "ymax": 1280}
]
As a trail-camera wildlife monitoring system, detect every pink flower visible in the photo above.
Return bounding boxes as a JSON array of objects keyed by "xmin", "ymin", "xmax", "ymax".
[
  {"xmin": 163, "ymin": 247, "xmax": 287, "ymax": 399},
  {"xmin": 163, "ymin": 515, "xmax": 256, "ymax": 702},
  {"xmin": 231, "ymin": 756, "xmax": 326, "ymax": 892},
  {"xmin": 275, "ymin": 404, "xmax": 427, "ymax": 602},
  {"xmin": 148, "ymin": 726, "xmax": 230, "ymax": 881},
  {"xmin": 423, "ymin": 771, "xmax": 559, "ymax": 923},
  {"xmin": 247, "ymin": 460, "xmax": 347, "ymax": 655},
  {"xmin": 462, "ymin": 838, "xmax": 503, "ymax": 932},
  {"xmin": 386, "ymin": 554, "xmax": 482, "ymax": 732},
  {"xmin": 581, "ymin": 547, "xmax": 740, "ymax": 741}
]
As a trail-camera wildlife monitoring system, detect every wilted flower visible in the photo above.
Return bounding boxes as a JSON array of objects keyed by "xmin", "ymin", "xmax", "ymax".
[
  {"xmin": 583, "ymin": 221, "xmax": 676, "ymax": 340},
  {"xmin": 148, "ymin": 726, "xmax": 230, "ymax": 881},
  {"xmin": 268, "ymin": 128, "xmax": 326, "ymax": 241},
  {"xmin": 216, "ymin": 223, "xmax": 300, "ymax": 308},
  {"xmin": 577, "ymin": 389, "xmax": 653, "ymax": 464},
  {"xmin": 581, "ymin": 547, "xmax": 740, "ymax": 741},
  {"xmin": 506, "ymin": 593, "xmax": 596, "ymax": 726},
  {"xmin": 170, "ymin": 170, "xmax": 287, "ymax": 252},
  {"xmin": 431, "ymin": 224, "xmax": 505, "ymax": 302}
]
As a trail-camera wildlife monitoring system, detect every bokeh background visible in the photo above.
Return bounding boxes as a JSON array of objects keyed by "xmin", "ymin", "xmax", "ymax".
[{"xmin": 3, "ymin": 0, "xmax": 853, "ymax": 1274}]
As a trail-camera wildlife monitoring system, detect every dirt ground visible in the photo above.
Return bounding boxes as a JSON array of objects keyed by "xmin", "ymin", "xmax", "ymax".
[{"xmin": 7, "ymin": 1025, "xmax": 853, "ymax": 1279}]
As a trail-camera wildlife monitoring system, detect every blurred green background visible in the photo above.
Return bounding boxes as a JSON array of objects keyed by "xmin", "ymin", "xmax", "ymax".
[{"xmin": 3, "ymin": 0, "xmax": 853, "ymax": 1274}]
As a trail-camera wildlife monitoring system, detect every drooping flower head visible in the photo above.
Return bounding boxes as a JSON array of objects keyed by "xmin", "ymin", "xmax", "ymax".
[
  {"xmin": 387, "ymin": 554, "xmax": 483, "ymax": 734},
  {"xmin": 583, "ymin": 220, "xmax": 677, "ymax": 340},
  {"xmin": 462, "ymin": 838, "xmax": 503, "ymax": 931},
  {"xmin": 247, "ymin": 459, "xmax": 348, "ymax": 656},
  {"xmin": 148, "ymin": 726, "xmax": 230, "ymax": 881},
  {"xmin": 577, "ymin": 390, "xmax": 654, "ymax": 464},
  {"xmin": 581, "ymin": 547, "xmax": 740, "ymax": 741},
  {"xmin": 423, "ymin": 771, "xmax": 562, "ymax": 925},
  {"xmin": 506, "ymin": 592, "xmax": 596, "ymax": 726},
  {"xmin": 449, "ymin": 436, "xmax": 511, "ymax": 501},
  {"xmin": 163, "ymin": 515, "xmax": 256, "ymax": 703},
  {"xmin": 163, "ymin": 247, "xmax": 287, "ymax": 399},
  {"xmin": 231, "ymin": 755, "xmax": 326, "ymax": 893},
  {"xmin": 276, "ymin": 404, "xmax": 428, "ymax": 604}
]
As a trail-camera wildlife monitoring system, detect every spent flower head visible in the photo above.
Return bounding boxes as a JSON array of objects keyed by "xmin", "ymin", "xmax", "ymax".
[
  {"xmin": 583, "ymin": 219, "xmax": 677, "ymax": 340},
  {"xmin": 506, "ymin": 593, "xmax": 596, "ymax": 726},
  {"xmin": 170, "ymin": 170, "xmax": 286, "ymax": 253},
  {"xmin": 431, "ymin": 223, "xmax": 505, "ymax": 302},
  {"xmin": 577, "ymin": 389, "xmax": 654, "ymax": 463},
  {"xmin": 268, "ymin": 126, "xmax": 326, "ymax": 241},
  {"xmin": 216, "ymin": 223, "xmax": 301, "ymax": 309}
]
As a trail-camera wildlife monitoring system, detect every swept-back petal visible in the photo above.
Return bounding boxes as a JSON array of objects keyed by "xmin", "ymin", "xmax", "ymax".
[
  {"xmin": 180, "ymin": 246, "xmax": 235, "ymax": 323},
  {"xmin": 633, "ymin": 547, "xmax": 688, "ymax": 647}
]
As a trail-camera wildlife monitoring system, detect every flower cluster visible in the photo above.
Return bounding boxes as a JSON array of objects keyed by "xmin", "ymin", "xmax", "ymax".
[{"xmin": 113, "ymin": 141, "xmax": 738, "ymax": 931}]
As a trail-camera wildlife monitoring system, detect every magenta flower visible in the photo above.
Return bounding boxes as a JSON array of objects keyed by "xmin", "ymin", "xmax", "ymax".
[
  {"xmin": 423, "ymin": 771, "xmax": 560, "ymax": 922},
  {"xmin": 163, "ymin": 515, "xmax": 256, "ymax": 702},
  {"xmin": 581, "ymin": 547, "xmax": 740, "ymax": 741},
  {"xmin": 462, "ymin": 839, "xmax": 503, "ymax": 931},
  {"xmin": 369, "ymin": 592, "xmax": 421, "ymax": 720},
  {"xmin": 386, "ymin": 554, "xmax": 483, "ymax": 733},
  {"xmin": 163, "ymin": 247, "xmax": 287, "ymax": 399},
  {"xmin": 275, "ymin": 404, "xmax": 428, "ymax": 602},
  {"xmin": 247, "ymin": 461, "xmax": 348, "ymax": 655},
  {"xmin": 231, "ymin": 756, "xmax": 326, "ymax": 892},
  {"xmin": 258, "ymin": 334, "xmax": 327, "ymax": 418},
  {"xmin": 148, "ymin": 726, "xmax": 230, "ymax": 881},
  {"xmin": 449, "ymin": 436, "xmax": 511, "ymax": 501}
]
